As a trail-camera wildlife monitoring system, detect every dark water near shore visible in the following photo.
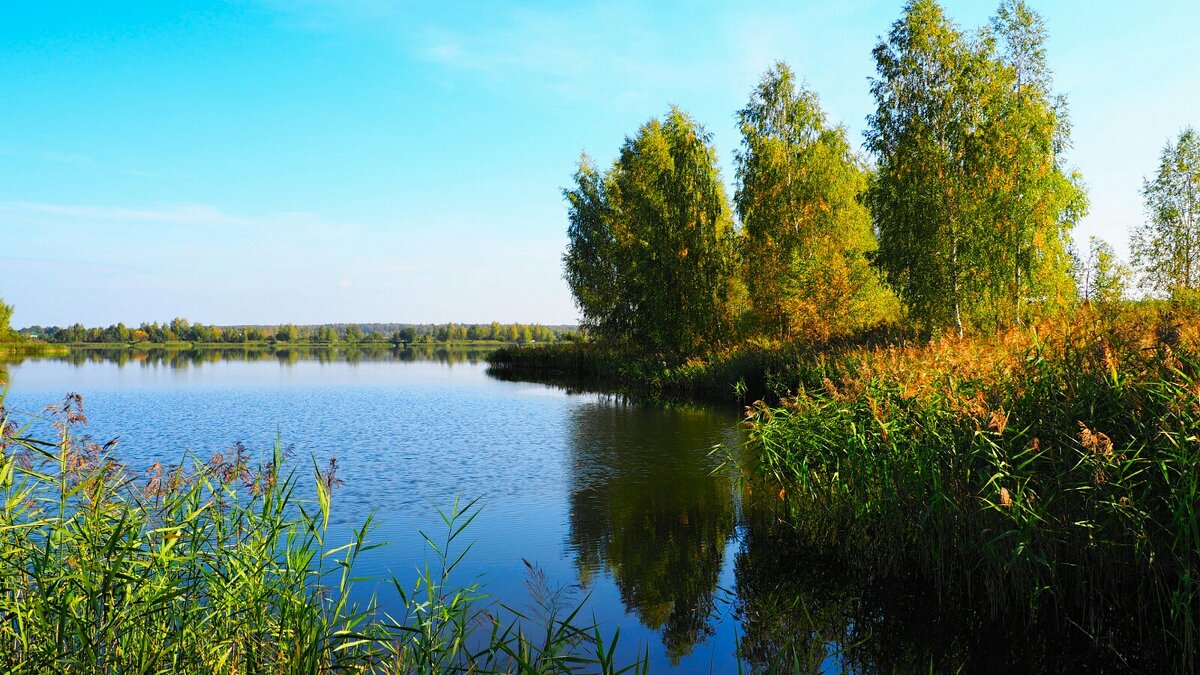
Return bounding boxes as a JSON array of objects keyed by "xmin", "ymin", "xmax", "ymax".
[{"xmin": 1, "ymin": 348, "xmax": 1065, "ymax": 673}]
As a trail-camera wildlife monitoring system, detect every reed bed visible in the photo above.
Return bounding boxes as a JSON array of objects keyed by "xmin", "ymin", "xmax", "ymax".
[
  {"xmin": 0, "ymin": 391, "xmax": 646, "ymax": 674},
  {"xmin": 738, "ymin": 306, "xmax": 1200, "ymax": 671}
]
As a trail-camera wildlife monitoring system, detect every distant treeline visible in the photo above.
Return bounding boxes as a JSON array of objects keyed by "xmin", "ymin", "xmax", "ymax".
[{"xmin": 17, "ymin": 319, "xmax": 581, "ymax": 346}]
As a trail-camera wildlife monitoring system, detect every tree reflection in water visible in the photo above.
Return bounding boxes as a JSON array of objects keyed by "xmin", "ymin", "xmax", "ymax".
[
  {"xmin": 20, "ymin": 345, "xmax": 493, "ymax": 370},
  {"xmin": 565, "ymin": 399, "xmax": 740, "ymax": 663}
]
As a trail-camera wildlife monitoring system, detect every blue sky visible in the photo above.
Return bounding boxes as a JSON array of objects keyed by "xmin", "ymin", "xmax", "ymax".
[{"xmin": 2, "ymin": 1, "xmax": 1197, "ymax": 327}]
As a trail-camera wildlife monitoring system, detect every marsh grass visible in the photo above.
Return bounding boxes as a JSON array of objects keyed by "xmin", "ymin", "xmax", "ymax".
[
  {"xmin": 0, "ymin": 390, "xmax": 646, "ymax": 674},
  {"xmin": 0, "ymin": 343, "xmax": 69, "ymax": 357},
  {"xmin": 735, "ymin": 306, "xmax": 1200, "ymax": 671}
]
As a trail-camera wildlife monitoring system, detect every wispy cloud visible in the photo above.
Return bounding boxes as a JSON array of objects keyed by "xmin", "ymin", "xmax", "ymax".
[
  {"xmin": 405, "ymin": 2, "xmax": 881, "ymax": 114},
  {"xmin": 0, "ymin": 201, "xmax": 346, "ymax": 235},
  {"xmin": 0, "ymin": 201, "xmax": 261, "ymax": 227},
  {"xmin": 255, "ymin": 1, "xmax": 737, "ymax": 108},
  {"xmin": 412, "ymin": 5, "xmax": 711, "ymax": 105},
  {"xmin": 0, "ymin": 146, "xmax": 94, "ymax": 167}
]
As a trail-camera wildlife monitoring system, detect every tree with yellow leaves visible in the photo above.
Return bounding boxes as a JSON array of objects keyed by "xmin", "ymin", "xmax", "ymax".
[{"xmin": 735, "ymin": 62, "xmax": 897, "ymax": 342}]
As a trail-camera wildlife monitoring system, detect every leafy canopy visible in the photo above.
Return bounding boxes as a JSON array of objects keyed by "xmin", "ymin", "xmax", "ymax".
[
  {"xmin": 735, "ymin": 61, "xmax": 896, "ymax": 341},
  {"xmin": 564, "ymin": 107, "xmax": 738, "ymax": 353},
  {"xmin": 865, "ymin": 0, "xmax": 1085, "ymax": 335},
  {"xmin": 1131, "ymin": 127, "xmax": 1200, "ymax": 297}
]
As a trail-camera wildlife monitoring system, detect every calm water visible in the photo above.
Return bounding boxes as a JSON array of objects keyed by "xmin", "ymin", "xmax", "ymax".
[{"xmin": 1, "ymin": 347, "xmax": 805, "ymax": 672}]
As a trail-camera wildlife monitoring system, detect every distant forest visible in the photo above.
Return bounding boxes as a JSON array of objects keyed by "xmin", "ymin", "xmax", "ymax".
[{"xmin": 18, "ymin": 319, "xmax": 580, "ymax": 346}]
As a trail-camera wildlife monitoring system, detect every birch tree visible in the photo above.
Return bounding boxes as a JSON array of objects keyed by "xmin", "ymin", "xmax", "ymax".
[
  {"xmin": 1131, "ymin": 127, "xmax": 1200, "ymax": 298},
  {"xmin": 866, "ymin": 0, "xmax": 1084, "ymax": 335},
  {"xmin": 735, "ymin": 62, "xmax": 896, "ymax": 341},
  {"xmin": 564, "ymin": 108, "xmax": 738, "ymax": 352}
]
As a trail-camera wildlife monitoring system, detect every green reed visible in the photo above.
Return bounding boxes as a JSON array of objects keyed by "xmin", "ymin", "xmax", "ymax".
[
  {"xmin": 0, "ymin": 391, "xmax": 646, "ymax": 674},
  {"xmin": 737, "ymin": 309, "xmax": 1200, "ymax": 671}
]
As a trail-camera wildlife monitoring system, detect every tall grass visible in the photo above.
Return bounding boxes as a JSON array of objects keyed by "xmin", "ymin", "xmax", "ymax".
[
  {"xmin": 0, "ymin": 342, "xmax": 69, "ymax": 357},
  {"xmin": 0, "ymin": 391, "xmax": 646, "ymax": 673},
  {"xmin": 737, "ymin": 307, "xmax": 1200, "ymax": 670}
]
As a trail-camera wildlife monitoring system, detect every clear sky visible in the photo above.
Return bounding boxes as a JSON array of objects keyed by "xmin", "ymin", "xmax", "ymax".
[{"xmin": 2, "ymin": 1, "xmax": 1197, "ymax": 328}]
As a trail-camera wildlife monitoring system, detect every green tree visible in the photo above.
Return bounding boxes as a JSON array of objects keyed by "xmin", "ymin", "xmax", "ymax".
[
  {"xmin": 865, "ymin": 0, "xmax": 1084, "ymax": 336},
  {"xmin": 169, "ymin": 317, "xmax": 192, "ymax": 341},
  {"xmin": 344, "ymin": 324, "xmax": 364, "ymax": 342},
  {"xmin": 563, "ymin": 155, "xmax": 627, "ymax": 343},
  {"xmin": 735, "ymin": 62, "xmax": 896, "ymax": 341},
  {"xmin": 983, "ymin": 0, "xmax": 1086, "ymax": 322},
  {"xmin": 0, "ymin": 298, "xmax": 15, "ymax": 341},
  {"xmin": 1080, "ymin": 236, "xmax": 1129, "ymax": 305},
  {"xmin": 564, "ymin": 107, "xmax": 738, "ymax": 353},
  {"xmin": 1130, "ymin": 127, "xmax": 1200, "ymax": 297}
]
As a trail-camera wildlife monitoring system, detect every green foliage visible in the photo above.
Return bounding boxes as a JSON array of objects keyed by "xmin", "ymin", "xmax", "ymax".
[
  {"xmin": 735, "ymin": 62, "xmax": 897, "ymax": 341},
  {"xmin": 564, "ymin": 107, "xmax": 739, "ymax": 354},
  {"xmin": 0, "ymin": 298, "xmax": 15, "ymax": 341},
  {"xmin": 1131, "ymin": 127, "xmax": 1200, "ymax": 297},
  {"xmin": 1080, "ymin": 236, "xmax": 1130, "ymax": 304},
  {"xmin": 276, "ymin": 323, "xmax": 300, "ymax": 342},
  {"xmin": 0, "ymin": 394, "xmax": 647, "ymax": 674},
  {"xmin": 488, "ymin": 325, "xmax": 909, "ymax": 404},
  {"xmin": 865, "ymin": 0, "xmax": 1085, "ymax": 336}
]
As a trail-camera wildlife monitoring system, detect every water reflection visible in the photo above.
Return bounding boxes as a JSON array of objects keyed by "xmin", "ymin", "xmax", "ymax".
[
  {"xmin": 3, "ymin": 345, "xmax": 495, "ymax": 370},
  {"xmin": 730, "ymin": 496, "xmax": 1146, "ymax": 674},
  {"xmin": 565, "ymin": 399, "xmax": 741, "ymax": 663}
]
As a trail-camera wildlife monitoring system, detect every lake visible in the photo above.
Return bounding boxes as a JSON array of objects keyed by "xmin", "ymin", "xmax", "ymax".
[{"xmin": 3, "ymin": 347, "xmax": 836, "ymax": 673}]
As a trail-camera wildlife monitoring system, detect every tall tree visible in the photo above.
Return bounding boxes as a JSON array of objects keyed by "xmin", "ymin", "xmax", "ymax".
[
  {"xmin": 865, "ymin": 0, "xmax": 982, "ymax": 336},
  {"xmin": 865, "ymin": 0, "xmax": 1084, "ymax": 336},
  {"xmin": 984, "ymin": 0, "xmax": 1086, "ymax": 322},
  {"xmin": 735, "ymin": 62, "xmax": 896, "ymax": 341},
  {"xmin": 0, "ymin": 298, "xmax": 14, "ymax": 341},
  {"xmin": 1131, "ymin": 127, "xmax": 1200, "ymax": 297},
  {"xmin": 564, "ymin": 107, "xmax": 737, "ymax": 353},
  {"xmin": 563, "ymin": 155, "xmax": 626, "ymax": 343}
]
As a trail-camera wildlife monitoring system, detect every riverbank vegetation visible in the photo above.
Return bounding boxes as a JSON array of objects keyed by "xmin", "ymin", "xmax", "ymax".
[
  {"xmin": 552, "ymin": 0, "xmax": 1099, "ymax": 354},
  {"xmin": 737, "ymin": 306, "xmax": 1200, "ymax": 670},
  {"xmin": 0, "ymin": 392, "xmax": 645, "ymax": 673},
  {"xmin": 493, "ymin": 0, "xmax": 1200, "ymax": 667}
]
